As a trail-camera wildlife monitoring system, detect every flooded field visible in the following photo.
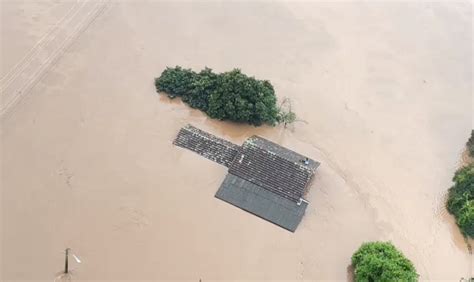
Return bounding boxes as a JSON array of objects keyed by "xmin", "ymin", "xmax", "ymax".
[{"xmin": 1, "ymin": 1, "xmax": 472, "ymax": 281}]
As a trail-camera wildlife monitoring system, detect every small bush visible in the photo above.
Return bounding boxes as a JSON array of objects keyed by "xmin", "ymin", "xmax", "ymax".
[
  {"xmin": 351, "ymin": 241, "xmax": 418, "ymax": 282},
  {"xmin": 447, "ymin": 164, "xmax": 474, "ymax": 237},
  {"xmin": 155, "ymin": 66, "xmax": 283, "ymax": 126},
  {"xmin": 467, "ymin": 130, "xmax": 474, "ymax": 157}
]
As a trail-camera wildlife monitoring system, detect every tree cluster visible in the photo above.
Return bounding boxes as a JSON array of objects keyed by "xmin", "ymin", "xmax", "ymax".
[
  {"xmin": 447, "ymin": 164, "xmax": 474, "ymax": 238},
  {"xmin": 351, "ymin": 241, "xmax": 418, "ymax": 282},
  {"xmin": 155, "ymin": 66, "xmax": 284, "ymax": 126}
]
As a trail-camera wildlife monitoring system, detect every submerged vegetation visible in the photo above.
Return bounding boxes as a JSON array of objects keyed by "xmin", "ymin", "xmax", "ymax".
[
  {"xmin": 351, "ymin": 241, "xmax": 418, "ymax": 282},
  {"xmin": 467, "ymin": 130, "xmax": 474, "ymax": 157},
  {"xmin": 447, "ymin": 164, "xmax": 474, "ymax": 238},
  {"xmin": 446, "ymin": 131, "xmax": 474, "ymax": 238},
  {"xmin": 155, "ymin": 66, "xmax": 295, "ymax": 126}
]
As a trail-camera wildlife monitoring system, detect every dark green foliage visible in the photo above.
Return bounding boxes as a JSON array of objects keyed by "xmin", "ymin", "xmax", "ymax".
[
  {"xmin": 154, "ymin": 66, "xmax": 195, "ymax": 98},
  {"xmin": 185, "ymin": 68, "xmax": 219, "ymax": 111},
  {"xmin": 351, "ymin": 241, "xmax": 418, "ymax": 282},
  {"xmin": 208, "ymin": 69, "xmax": 279, "ymax": 126},
  {"xmin": 447, "ymin": 164, "xmax": 474, "ymax": 237},
  {"xmin": 467, "ymin": 130, "xmax": 474, "ymax": 157},
  {"xmin": 445, "ymin": 132, "xmax": 474, "ymax": 238},
  {"xmin": 154, "ymin": 66, "xmax": 281, "ymax": 126}
]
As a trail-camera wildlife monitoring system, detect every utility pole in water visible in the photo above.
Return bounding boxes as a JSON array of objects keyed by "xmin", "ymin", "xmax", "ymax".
[
  {"xmin": 64, "ymin": 248, "xmax": 70, "ymax": 274},
  {"xmin": 63, "ymin": 248, "xmax": 81, "ymax": 274}
]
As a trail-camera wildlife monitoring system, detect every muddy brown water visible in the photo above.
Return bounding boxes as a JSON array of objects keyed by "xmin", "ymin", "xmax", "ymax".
[{"xmin": 1, "ymin": 1, "xmax": 472, "ymax": 280}]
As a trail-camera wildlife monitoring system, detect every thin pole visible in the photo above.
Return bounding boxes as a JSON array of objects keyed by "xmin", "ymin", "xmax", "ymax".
[{"xmin": 64, "ymin": 248, "xmax": 70, "ymax": 274}]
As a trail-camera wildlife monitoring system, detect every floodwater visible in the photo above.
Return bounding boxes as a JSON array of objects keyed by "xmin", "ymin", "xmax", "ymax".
[{"xmin": 1, "ymin": 1, "xmax": 472, "ymax": 281}]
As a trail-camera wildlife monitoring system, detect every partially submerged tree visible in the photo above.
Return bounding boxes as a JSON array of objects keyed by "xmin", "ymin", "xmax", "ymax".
[
  {"xmin": 155, "ymin": 66, "xmax": 292, "ymax": 126},
  {"xmin": 278, "ymin": 97, "xmax": 306, "ymax": 128},
  {"xmin": 185, "ymin": 67, "xmax": 218, "ymax": 111},
  {"xmin": 154, "ymin": 66, "xmax": 195, "ymax": 98},
  {"xmin": 467, "ymin": 130, "xmax": 474, "ymax": 157},
  {"xmin": 447, "ymin": 164, "xmax": 474, "ymax": 238},
  {"xmin": 207, "ymin": 69, "xmax": 279, "ymax": 126},
  {"xmin": 279, "ymin": 110, "xmax": 297, "ymax": 127},
  {"xmin": 351, "ymin": 241, "xmax": 418, "ymax": 282}
]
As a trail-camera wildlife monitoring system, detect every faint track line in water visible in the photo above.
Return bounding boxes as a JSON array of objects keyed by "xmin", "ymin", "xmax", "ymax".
[
  {"xmin": 0, "ymin": 0, "xmax": 110, "ymax": 119},
  {"xmin": 0, "ymin": 0, "xmax": 84, "ymax": 88}
]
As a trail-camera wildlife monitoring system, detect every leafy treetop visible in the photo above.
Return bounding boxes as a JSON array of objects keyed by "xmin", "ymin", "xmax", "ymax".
[
  {"xmin": 467, "ymin": 130, "xmax": 474, "ymax": 157},
  {"xmin": 351, "ymin": 241, "xmax": 418, "ymax": 282},
  {"xmin": 447, "ymin": 164, "xmax": 474, "ymax": 238},
  {"xmin": 155, "ymin": 66, "xmax": 291, "ymax": 126}
]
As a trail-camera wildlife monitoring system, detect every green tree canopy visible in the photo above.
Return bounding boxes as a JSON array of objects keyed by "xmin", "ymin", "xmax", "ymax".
[
  {"xmin": 447, "ymin": 164, "xmax": 474, "ymax": 237},
  {"xmin": 467, "ymin": 130, "xmax": 474, "ymax": 157},
  {"xmin": 351, "ymin": 241, "xmax": 418, "ymax": 282},
  {"xmin": 155, "ymin": 66, "xmax": 284, "ymax": 126}
]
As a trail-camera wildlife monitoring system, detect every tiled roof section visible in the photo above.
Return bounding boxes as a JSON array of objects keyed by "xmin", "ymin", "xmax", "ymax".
[
  {"xmin": 229, "ymin": 137, "xmax": 317, "ymax": 202},
  {"xmin": 246, "ymin": 136, "xmax": 320, "ymax": 173},
  {"xmin": 173, "ymin": 124, "xmax": 240, "ymax": 167},
  {"xmin": 215, "ymin": 174, "xmax": 308, "ymax": 232}
]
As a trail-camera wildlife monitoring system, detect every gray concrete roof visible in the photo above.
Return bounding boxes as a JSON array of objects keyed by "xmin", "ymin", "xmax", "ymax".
[{"xmin": 215, "ymin": 174, "xmax": 308, "ymax": 232}]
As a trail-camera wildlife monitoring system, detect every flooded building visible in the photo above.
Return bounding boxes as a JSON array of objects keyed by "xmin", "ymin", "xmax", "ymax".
[{"xmin": 174, "ymin": 124, "xmax": 319, "ymax": 232}]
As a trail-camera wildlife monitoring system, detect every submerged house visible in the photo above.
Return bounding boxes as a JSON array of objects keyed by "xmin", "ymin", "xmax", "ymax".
[{"xmin": 173, "ymin": 124, "xmax": 320, "ymax": 232}]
